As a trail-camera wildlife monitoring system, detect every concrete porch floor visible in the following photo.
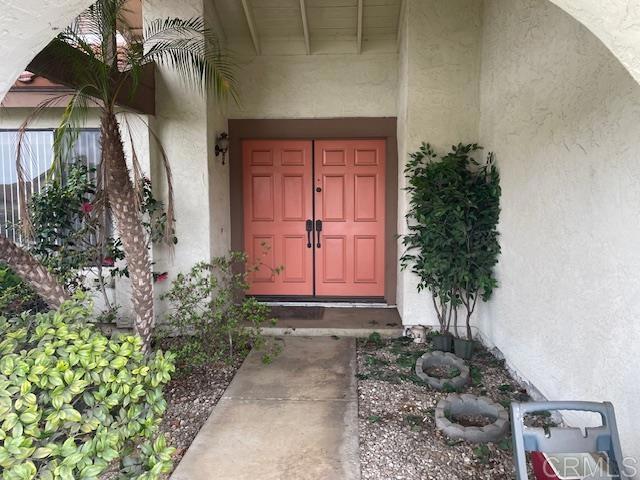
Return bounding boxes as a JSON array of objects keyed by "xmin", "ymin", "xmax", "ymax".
[
  {"xmin": 170, "ymin": 336, "xmax": 360, "ymax": 480},
  {"xmin": 262, "ymin": 305, "xmax": 403, "ymax": 338}
]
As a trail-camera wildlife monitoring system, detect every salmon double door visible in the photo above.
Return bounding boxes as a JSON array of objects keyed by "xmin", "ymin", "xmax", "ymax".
[{"xmin": 243, "ymin": 139, "xmax": 386, "ymax": 298}]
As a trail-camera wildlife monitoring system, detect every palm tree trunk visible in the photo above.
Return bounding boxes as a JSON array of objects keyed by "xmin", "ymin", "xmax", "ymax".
[
  {"xmin": 101, "ymin": 112, "xmax": 154, "ymax": 351},
  {"xmin": 0, "ymin": 235, "xmax": 69, "ymax": 308}
]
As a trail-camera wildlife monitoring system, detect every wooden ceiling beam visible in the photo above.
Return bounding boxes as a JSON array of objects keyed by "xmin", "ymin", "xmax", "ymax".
[
  {"xmin": 27, "ymin": 39, "xmax": 155, "ymax": 115},
  {"xmin": 357, "ymin": 0, "xmax": 364, "ymax": 54},
  {"xmin": 397, "ymin": 0, "xmax": 406, "ymax": 52},
  {"xmin": 299, "ymin": 0, "xmax": 311, "ymax": 55},
  {"xmin": 241, "ymin": 0, "xmax": 261, "ymax": 55}
]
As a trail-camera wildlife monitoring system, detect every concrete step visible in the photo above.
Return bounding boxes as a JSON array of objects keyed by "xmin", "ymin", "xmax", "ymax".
[{"xmin": 261, "ymin": 326, "xmax": 402, "ymax": 338}]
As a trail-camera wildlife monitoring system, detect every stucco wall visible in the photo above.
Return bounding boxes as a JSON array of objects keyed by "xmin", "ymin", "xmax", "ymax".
[
  {"xmin": 229, "ymin": 53, "xmax": 398, "ymax": 119},
  {"xmin": 396, "ymin": 0, "xmax": 483, "ymax": 325},
  {"xmin": 479, "ymin": 0, "xmax": 640, "ymax": 465},
  {"xmin": 205, "ymin": 0, "xmax": 231, "ymax": 260},
  {"xmin": 143, "ymin": 0, "xmax": 214, "ymax": 314}
]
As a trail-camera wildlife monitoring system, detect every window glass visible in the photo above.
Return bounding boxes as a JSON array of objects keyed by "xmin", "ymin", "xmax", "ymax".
[{"xmin": 0, "ymin": 129, "xmax": 101, "ymax": 242}]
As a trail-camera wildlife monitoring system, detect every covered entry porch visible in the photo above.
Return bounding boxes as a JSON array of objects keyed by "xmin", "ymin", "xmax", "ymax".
[{"xmin": 2, "ymin": 0, "xmax": 640, "ymax": 469}]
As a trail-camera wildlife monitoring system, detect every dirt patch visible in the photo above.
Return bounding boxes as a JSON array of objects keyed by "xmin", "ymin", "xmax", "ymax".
[
  {"xmin": 425, "ymin": 365, "xmax": 460, "ymax": 379},
  {"xmin": 357, "ymin": 335, "xmax": 543, "ymax": 480},
  {"xmin": 450, "ymin": 413, "xmax": 496, "ymax": 428}
]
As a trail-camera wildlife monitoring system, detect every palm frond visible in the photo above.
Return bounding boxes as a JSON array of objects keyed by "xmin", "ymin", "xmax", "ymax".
[
  {"xmin": 144, "ymin": 17, "xmax": 207, "ymax": 42},
  {"xmin": 142, "ymin": 17, "xmax": 238, "ymax": 102}
]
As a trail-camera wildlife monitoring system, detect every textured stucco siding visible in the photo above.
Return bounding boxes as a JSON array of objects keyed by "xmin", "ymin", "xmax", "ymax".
[
  {"xmin": 479, "ymin": 0, "xmax": 640, "ymax": 464},
  {"xmin": 0, "ymin": 109, "xmax": 99, "ymax": 129},
  {"xmin": 396, "ymin": 0, "xmax": 483, "ymax": 326},
  {"xmin": 205, "ymin": 1, "xmax": 231, "ymax": 260},
  {"xmin": 143, "ymin": 0, "xmax": 212, "ymax": 315},
  {"xmin": 229, "ymin": 53, "xmax": 398, "ymax": 119}
]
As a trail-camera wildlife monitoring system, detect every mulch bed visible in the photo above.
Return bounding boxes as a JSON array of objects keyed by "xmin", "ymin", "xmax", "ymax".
[{"xmin": 357, "ymin": 335, "xmax": 549, "ymax": 480}]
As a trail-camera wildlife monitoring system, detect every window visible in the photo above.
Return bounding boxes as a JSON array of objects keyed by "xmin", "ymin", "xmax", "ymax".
[{"xmin": 0, "ymin": 129, "xmax": 101, "ymax": 242}]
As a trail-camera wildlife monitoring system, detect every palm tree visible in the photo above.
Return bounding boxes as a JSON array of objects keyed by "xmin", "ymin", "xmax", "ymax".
[{"xmin": 4, "ymin": 0, "xmax": 236, "ymax": 350}]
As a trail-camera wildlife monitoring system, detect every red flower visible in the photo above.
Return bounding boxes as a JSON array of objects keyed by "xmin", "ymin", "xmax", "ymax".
[
  {"xmin": 81, "ymin": 202, "xmax": 93, "ymax": 214},
  {"xmin": 103, "ymin": 257, "xmax": 115, "ymax": 267},
  {"xmin": 155, "ymin": 272, "xmax": 169, "ymax": 283}
]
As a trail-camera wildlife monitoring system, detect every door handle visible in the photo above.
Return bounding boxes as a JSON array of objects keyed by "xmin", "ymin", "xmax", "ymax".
[
  {"xmin": 315, "ymin": 220, "xmax": 323, "ymax": 248},
  {"xmin": 305, "ymin": 219, "xmax": 313, "ymax": 248}
]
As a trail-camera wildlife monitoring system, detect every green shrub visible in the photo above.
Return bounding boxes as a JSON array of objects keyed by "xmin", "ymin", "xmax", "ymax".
[
  {"xmin": 159, "ymin": 253, "xmax": 277, "ymax": 368},
  {"xmin": 0, "ymin": 265, "xmax": 46, "ymax": 317},
  {"xmin": 24, "ymin": 163, "xmax": 174, "ymax": 316},
  {"xmin": 401, "ymin": 142, "xmax": 501, "ymax": 338},
  {"xmin": 0, "ymin": 299, "xmax": 176, "ymax": 480}
]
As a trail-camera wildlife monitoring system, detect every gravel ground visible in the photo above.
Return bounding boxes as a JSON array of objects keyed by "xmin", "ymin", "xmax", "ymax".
[
  {"xmin": 159, "ymin": 358, "xmax": 244, "ymax": 466},
  {"xmin": 357, "ymin": 335, "xmax": 545, "ymax": 480}
]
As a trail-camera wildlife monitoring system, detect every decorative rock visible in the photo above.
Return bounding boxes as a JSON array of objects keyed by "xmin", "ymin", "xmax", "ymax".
[
  {"xmin": 435, "ymin": 394, "xmax": 510, "ymax": 443},
  {"xmin": 415, "ymin": 351, "xmax": 469, "ymax": 390}
]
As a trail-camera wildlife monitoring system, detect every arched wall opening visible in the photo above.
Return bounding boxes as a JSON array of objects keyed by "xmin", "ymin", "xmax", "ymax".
[{"xmin": 0, "ymin": 0, "xmax": 95, "ymax": 100}]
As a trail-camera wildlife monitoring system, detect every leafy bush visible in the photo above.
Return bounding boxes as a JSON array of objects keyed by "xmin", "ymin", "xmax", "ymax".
[
  {"xmin": 401, "ymin": 143, "xmax": 501, "ymax": 337},
  {"xmin": 159, "ymin": 252, "xmax": 277, "ymax": 368},
  {"xmin": 28, "ymin": 162, "xmax": 119, "ymax": 294},
  {"xmin": 0, "ymin": 298, "xmax": 176, "ymax": 480},
  {"xmin": 0, "ymin": 265, "xmax": 46, "ymax": 316},
  {"xmin": 22, "ymin": 163, "xmax": 174, "ymax": 316}
]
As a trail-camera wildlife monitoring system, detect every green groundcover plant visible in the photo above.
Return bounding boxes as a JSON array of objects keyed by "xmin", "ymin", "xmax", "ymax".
[
  {"xmin": 158, "ymin": 252, "xmax": 279, "ymax": 369},
  {"xmin": 0, "ymin": 297, "xmax": 176, "ymax": 480}
]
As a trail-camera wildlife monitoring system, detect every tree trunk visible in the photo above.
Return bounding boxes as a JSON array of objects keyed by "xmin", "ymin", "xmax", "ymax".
[
  {"xmin": 0, "ymin": 235, "xmax": 69, "ymax": 308},
  {"xmin": 101, "ymin": 112, "xmax": 154, "ymax": 351}
]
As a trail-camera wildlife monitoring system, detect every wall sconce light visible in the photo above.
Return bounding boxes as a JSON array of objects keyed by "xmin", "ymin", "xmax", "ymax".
[{"xmin": 215, "ymin": 132, "xmax": 230, "ymax": 165}]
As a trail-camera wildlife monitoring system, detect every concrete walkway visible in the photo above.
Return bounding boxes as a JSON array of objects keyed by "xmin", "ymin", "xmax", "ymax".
[{"xmin": 171, "ymin": 337, "xmax": 360, "ymax": 480}]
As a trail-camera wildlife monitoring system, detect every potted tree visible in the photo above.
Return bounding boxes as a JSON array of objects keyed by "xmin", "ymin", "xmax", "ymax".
[
  {"xmin": 401, "ymin": 143, "xmax": 466, "ymax": 351},
  {"xmin": 454, "ymin": 152, "xmax": 501, "ymax": 359},
  {"xmin": 401, "ymin": 143, "xmax": 501, "ymax": 356}
]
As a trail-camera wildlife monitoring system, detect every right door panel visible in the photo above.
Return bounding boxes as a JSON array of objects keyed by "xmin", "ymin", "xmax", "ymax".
[{"xmin": 314, "ymin": 140, "xmax": 386, "ymax": 297}]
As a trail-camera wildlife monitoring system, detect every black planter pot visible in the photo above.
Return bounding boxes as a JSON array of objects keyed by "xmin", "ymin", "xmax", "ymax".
[
  {"xmin": 454, "ymin": 338, "xmax": 475, "ymax": 360},
  {"xmin": 431, "ymin": 334, "xmax": 453, "ymax": 352}
]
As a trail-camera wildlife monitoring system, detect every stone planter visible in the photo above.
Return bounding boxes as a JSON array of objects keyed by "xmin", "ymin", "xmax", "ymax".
[
  {"xmin": 415, "ymin": 351, "xmax": 469, "ymax": 390},
  {"xmin": 435, "ymin": 394, "xmax": 509, "ymax": 443}
]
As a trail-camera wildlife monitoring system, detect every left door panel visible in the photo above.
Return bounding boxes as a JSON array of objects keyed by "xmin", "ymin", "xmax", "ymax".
[{"xmin": 243, "ymin": 140, "xmax": 314, "ymax": 295}]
